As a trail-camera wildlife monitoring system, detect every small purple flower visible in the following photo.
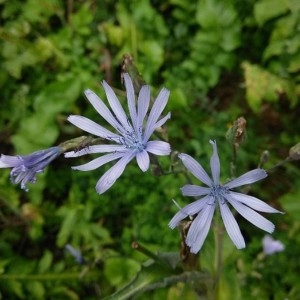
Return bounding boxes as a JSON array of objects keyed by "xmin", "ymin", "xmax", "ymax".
[
  {"xmin": 0, "ymin": 147, "xmax": 61, "ymax": 191},
  {"xmin": 262, "ymin": 235, "xmax": 284, "ymax": 255},
  {"xmin": 169, "ymin": 140, "xmax": 283, "ymax": 254},
  {"xmin": 65, "ymin": 73, "xmax": 171, "ymax": 194}
]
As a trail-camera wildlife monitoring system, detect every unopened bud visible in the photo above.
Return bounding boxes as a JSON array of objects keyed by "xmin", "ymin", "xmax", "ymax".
[
  {"xmin": 226, "ymin": 117, "xmax": 247, "ymax": 147},
  {"xmin": 260, "ymin": 150, "xmax": 270, "ymax": 165},
  {"xmin": 289, "ymin": 143, "xmax": 300, "ymax": 160}
]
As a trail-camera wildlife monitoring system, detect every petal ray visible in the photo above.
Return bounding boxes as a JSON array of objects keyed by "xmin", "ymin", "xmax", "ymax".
[
  {"xmin": 179, "ymin": 153, "xmax": 212, "ymax": 186},
  {"xmin": 219, "ymin": 202, "xmax": 245, "ymax": 249},
  {"xmin": 225, "ymin": 169, "xmax": 267, "ymax": 189},
  {"xmin": 228, "ymin": 198, "xmax": 275, "ymax": 233}
]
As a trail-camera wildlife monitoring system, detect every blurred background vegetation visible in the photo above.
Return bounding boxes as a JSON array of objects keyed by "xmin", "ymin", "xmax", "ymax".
[{"xmin": 1, "ymin": 0, "xmax": 300, "ymax": 299}]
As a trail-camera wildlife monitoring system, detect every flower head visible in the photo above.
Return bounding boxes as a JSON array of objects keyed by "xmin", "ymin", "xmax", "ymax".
[
  {"xmin": 262, "ymin": 235, "xmax": 284, "ymax": 255},
  {"xmin": 169, "ymin": 140, "xmax": 282, "ymax": 253},
  {"xmin": 0, "ymin": 147, "xmax": 62, "ymax": 191},
  {"xmin": 65, "ymin": 73, "xmax": 171, "ymax": 194}
]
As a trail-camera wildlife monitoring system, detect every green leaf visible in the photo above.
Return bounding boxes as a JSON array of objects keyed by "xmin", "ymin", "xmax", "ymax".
[
  {"xmin": 56, "ymin": 207, "xmax": 78, "ymax": 247},
  {"xmin": 104, "ymin": 257, "xmax": 141, "ymax": 288},
  {"xmin": 103, "ymin": 258, "xmax": 210, "ymax": 300},
  {"xmin": 254, "ymin": 0, "xmax": 289, "ymax": 26},
  {"xmin": 25, "ymin": 281, "xmax": 45, "ymax": 299},
  {"xmin": 38, "ymin": 250, "xmax": 53, "ymax": 274},
  {"xmin": 103, "ymin": 260, "xmax": 170, "ymax": 300},
  {"xmin": 242, "ymin": 61, "xmax": 298, "ymax": 112},
  {"xmin": 279, "ymin": 189, "xmax": 300, "ymax": 221}
]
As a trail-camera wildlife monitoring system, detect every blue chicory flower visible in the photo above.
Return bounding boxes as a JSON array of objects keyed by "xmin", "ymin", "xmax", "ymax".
[
  {"xmin": 262, "ymin": 235, "xmax": 284, "ymax": 255},
  {"xmin": 65, "ymin": 73, "xmax": 171, "ymax": 194},
  {"xmin": 0, "ymin": 147, "xmax": 61, "ymax": 191},
  {"xmin": 169, "ymin": 140, "xmax": 283, "ymax": 253}
]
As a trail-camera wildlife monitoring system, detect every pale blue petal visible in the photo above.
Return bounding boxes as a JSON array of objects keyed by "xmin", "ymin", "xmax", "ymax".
[
  {"xmin": 219, "ymin": 202, "xmax": 245, "ymax": 249},
  {"xmin": 181, "ymin": 185, "xmax": 211, "ymax": 196},
  {"xmin": 136, "ymin": 150, "xmax": 150, "ymax": 171},
  {"xmin": 137, "ymin": 85, "xmax": 150, "ymax": 130},
  {"xmin": 153, "ymin": 112, "xmax": 171, "ymax": 129},
  {"xmin": 229, "ymin": 191, "xmax": 282, "ymax": 213},
  {"xmin": 181, "ymin": 195, "xmax": 211, "ymax": 216},
  {"xmin": 209, "ymin": 140, "xmax": 220, "ymax": 185},
  {"xmin": 186, "ymin": 204, "xmax": 215, "ymax": 253},
  {"xmin": 71, "ymin": 152, "xmax": 125, "ymax": 171},
  {"xmin": 178, "ymin": 153, "xmax": 212, "ymax": 186},
  {"xmin": 146, "ymin": 141, "xmax": 171, "ymax": 155},
  {"xmin": 96, "ymin": 152, "xmax": 135, "ymax": 194},
  {"xmin": 168, "ymin": 211, "xmax": 187, "ymax": 229},
  {"xmin": 68, "ymin": 115, "xmax": 119, "ymax": 139},
  {"xmin": 143, "ymin": 88, "xmax": 170, "ymax": 141},
  {"xmin": 168, "ymin": 196, "xmax": 209, "ymax": 229},
  {"xmin": 227, "ymin": 197, "xmax": 275, "ymax": 233},
  {"xmin": 84, "ymin": 89, "xmax": 123, "ymax": 132},
  {"xmin": 124, "ymin": 73, "xmax": 137, "ymax": 131},
  {"xmin": 0, "ymin": 155, "xmax": 21, "ymax": 167},
  {"xmin": 143, "ymin": 112, "xmax": 171, "ymax": 144},
  {"xmin": 224, "ymin": 169, "xmax": 267, "ymax": 189},
  {"xmin": 102, "ymin": 80, "xmax": 132, "ymax": 131},
  {"xmin": 65, "ymin": 145, "xmax": 127, "ymax": 157}
]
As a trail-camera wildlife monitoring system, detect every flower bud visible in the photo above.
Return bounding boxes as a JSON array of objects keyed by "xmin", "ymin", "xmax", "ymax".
[
  {"xmin": 226, "ymin": 117, "xmax": 247, "ymax": 147},
  {"xmin": 289, "ymin": 142, "xmax": 300, "ymax": 160}
]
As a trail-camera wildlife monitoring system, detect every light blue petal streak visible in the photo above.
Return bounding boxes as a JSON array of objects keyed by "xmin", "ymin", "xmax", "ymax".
[
  {"xmin": 142, "ymin": 113, "xmax": 171, "ymax": 144},
  {"xmin": 102, "ymin": 80, "xmax": 132, "ymax": 132},
  {"xmin": 224, "ymin": 169, "xmax": 267, "ymax": 189},
  {"xmin": 219, "ymin": 202, "xmax": 245, "ymax": 249},
  {"xmin": 71, "ymin": 152, "xmax": 125, "ymax": 171},
  {"xmin": 229, "ymin": 191, "xmax": 282, "ymax": 213},
  {"xmin": 136, "ymin": 150, "xmax": 150, "ymax": 172},
  {"xmin": 146, "ymin": 141, "xmax": 171, "ymax": 155},
  {"xmin": 227, "ymin": 196, "xmax": 275, "ymax": 233},
  {"xmin": 124, "ymin": 73, "xmax": 137, "ymax": 131},
  {"xmin": 209, "ymin": 140, "xmax": 220, "ymax": 185},
  {"xmin": 178, "ymin": 153, "xmax": 212, "ymax": 186},
  {"xmin": 68, "ymin": 115, "xmax": 119, "ymax": 139},
  {"xmin": 186, "ymin": 204, "xmax": 215, "ymax": 253},
  {"xmin": 153, "ymin": 112, "xmax": 171, "ymax": 130},
  {"xmin": 65, "ymin": 145, "xmax": 127, "ymax": 158},
  {"xmin": 84, "ymin": 89, "xmax": 124, "ymax": 133},
  {"xmin": 137, "ymin": 85, "xmax": 150, "ymax": 131},
  {"xmin": 143, "ymin": 88, "xmax": 170, "ymax": 141},
  {"xmin": 181, "ymin": 185, "xmax": 211, "ymax": 196},
  {"xmin": 96, "ymin": 152, "xmax": 136, "ymax": 194}
]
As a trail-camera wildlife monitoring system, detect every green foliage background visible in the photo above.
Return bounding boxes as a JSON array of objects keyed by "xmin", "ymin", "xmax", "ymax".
[{"xmin": 1, "ymin": 0, "xmax": 300, "ymax": 299}]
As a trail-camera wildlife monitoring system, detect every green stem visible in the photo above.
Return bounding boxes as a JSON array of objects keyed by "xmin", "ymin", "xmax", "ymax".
[
  {"xmin": 266, "ymin": 156, "xmax": 292, "ymax": 173},
  {"xmin": 212, "ymin": 211, "xmax": 223, "ymax": 300}
]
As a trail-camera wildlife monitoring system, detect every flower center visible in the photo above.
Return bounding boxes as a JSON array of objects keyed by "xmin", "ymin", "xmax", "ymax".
[
  {"xmin": 121, "ymin": 129, "xmax": 145, "ymax": 152},
  {"xmin": 209, "ymin": 185, "xmax": 230, "ymax": 204}
]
